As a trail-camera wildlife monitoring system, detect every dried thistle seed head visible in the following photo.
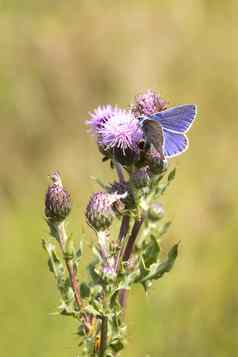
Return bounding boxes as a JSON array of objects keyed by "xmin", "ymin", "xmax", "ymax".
[
  {"xmin": 45, "ymin": 171, "xmax": 71, "ymax": 222},
  {"xmin": 86, "ymin": 192, "xmax": 125, "ymax": 231},
  {"xmin": 148, "ymin": 203, "xmax": 164, "ymax": 221},
  {"xmin": 132, "ymin": 89, "xmax": 168, "ymax": 118},
  {"xmin": 131, "ymin": 166, "xmax": 151, "ymax": 189}
]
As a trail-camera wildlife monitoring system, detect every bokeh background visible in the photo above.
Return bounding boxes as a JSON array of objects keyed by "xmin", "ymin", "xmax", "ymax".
[{"xmin": 1, "ymin": 1, "xmax": 238, "ymax": 356}]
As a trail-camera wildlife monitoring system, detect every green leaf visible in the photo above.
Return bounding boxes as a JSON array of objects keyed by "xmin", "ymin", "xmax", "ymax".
[
  {"xmin": 154, "ymin": 168, "xmax": 177, "ymax": 197},
  {"xmin": 142, "ymin": 279, "xmax": 153, "ymax": 292},
  {"xmin": 142, "ymin": 236, "xmax": 160, "ymax": 267},
  {"xmin": 73, "ymin": 241, "xmax": 83, "ymax": 267},
  {"xmin": 42, "ymin": 239, "xmax": 65, "ymax": 282},
  {"xmin": 157, "ymin": 221, "xmax": 171, "ymax": 236},
  {"xmin": 87, "ymin": 260, "xmax": 101, "ymax": 283},
  {"xmin": 168, "ymin": 168, "xmax": 176, "ymax": 182},
  {"xmin": 134, "ymin": 235, "xmax": 161, "ymax": 283},
  {"xmin": 42, "ymin": 239, "xmax": 76, "ymax": 308},
  {"xmin": 84, "ymin": 303, "xmax": 100, "ymax": 316},
  {"xmin": 117, "ymin": 269, "xmax": 140, "ymax": 290},
  {"xmin": 110, "ymin": 338, "xmax": 125, "ymax": 353},
  {"xmin": 91, "ymin": 284, "xmax": 103, "ymax": 298},
  {"xmin": 141, "ymin": 242, "xmax": 179, "ymax": 285},
  {"xmin": 58, "ymin": 299, "xmax": 76, "ymax": 316},
  {"xmin": 80, "ymin": 282, "xmax": 91, "ymax": 298}
]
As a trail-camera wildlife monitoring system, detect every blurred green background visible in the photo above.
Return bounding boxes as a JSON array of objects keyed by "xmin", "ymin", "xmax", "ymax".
[{"xmin": 1, "ymin": 1, "xmax": 238, "ymax": 356}]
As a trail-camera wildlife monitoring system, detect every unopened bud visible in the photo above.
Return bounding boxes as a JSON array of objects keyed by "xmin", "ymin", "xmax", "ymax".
[
  {"xmin": 108, "ymin": 181, "xmax": 135, "ymax": 210},
  {"xmin": 132, "ymin": 89, "xmax": 168, "ymax": 118},
  {"xmin": 45, "ymin": 171, "xmax": 71, "ymax": 222},
  {"xmin": 131, "ymin": 166, "xmax": 151, "ymax": 189},
  {"xmin": 86, "ymin": 192, "xmax": 125, "ymax": 231},
  {"xmin": 148, "ymin": 203, "xmax": 164, "ymax": 221}
]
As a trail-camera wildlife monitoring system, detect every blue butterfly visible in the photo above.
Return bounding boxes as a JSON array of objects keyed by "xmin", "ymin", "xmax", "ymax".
[{"xmin": 139, "ymin": 104, "xmax": 197, "ymax": 159}]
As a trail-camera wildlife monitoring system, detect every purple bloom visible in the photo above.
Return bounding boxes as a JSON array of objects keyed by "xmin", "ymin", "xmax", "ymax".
[
  {"xmin": 87, "ymin": 105, "xmax": 118, "ymax": 134},
  {"xmin": 98, "ymin": 109, "xmax": 143, "ymax": 155},
  {"xmin": 132, "ymin": 90, "xmax": 168, "ymax": 118}
]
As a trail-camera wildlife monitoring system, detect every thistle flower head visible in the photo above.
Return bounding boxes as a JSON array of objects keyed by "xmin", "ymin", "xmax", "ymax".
[
  {"xmin": 86, "ymin": 192, "xmax": 126, "ymax": 231},
  {"xmin": 87, "ymin": 105, "xmax": 118, "ymax": 134},
  {"xmin": 132, "ymin": 89, "xmax": 168, "ymax": 118},
  {"xmin": 98, "ymin": 109, "xmax": 143, "ymax": 155},
  {"xmin": 45, "ymin": 171, "xmax": 71, "ymax": 222}
]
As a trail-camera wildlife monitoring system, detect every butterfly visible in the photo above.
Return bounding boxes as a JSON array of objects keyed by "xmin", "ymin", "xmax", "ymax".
[{"xmin": 139, "ymin": 104, "xmax": 197, "ymax": 159}]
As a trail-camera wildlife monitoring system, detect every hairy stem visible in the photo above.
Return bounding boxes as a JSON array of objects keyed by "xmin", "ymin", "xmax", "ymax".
[
  {"xmin": 98, "ymin": 316, "xmax": 108, "ymax": 357},
  {"xmin": 123, "ymin": 218, "xmax": 144, "ymax": 261},
  {"xmin": 114, "ymin": 215, "xmax": 130, "ymax": 273},
  {"xmin": 113, "ymin": 159, "xmax": 125, "ymax": 183},
  {"xmin": 118, "ymin": 215, "xmax": 130, "ymax": 242},
  {"xmin": 56, "ymin": 222, "xmax": 82, "ymax": 309},
  {"xmin": 119, "ymin": 218, "xmax": 144, "ymax": 309}
]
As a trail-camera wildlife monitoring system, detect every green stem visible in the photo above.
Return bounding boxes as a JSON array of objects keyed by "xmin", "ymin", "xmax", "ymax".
[
  {"xmin": 113, "ymin": 159, "xmax": 125, "ymax": 183},
  {"xmin": 55, "ymin": 221, "xmax": 82, "ymax": 309}
]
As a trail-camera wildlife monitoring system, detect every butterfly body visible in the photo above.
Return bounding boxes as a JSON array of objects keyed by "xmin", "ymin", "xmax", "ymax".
[{"xmin": 139, "ymin": 104, "xmax": 197, "ymax": 158}]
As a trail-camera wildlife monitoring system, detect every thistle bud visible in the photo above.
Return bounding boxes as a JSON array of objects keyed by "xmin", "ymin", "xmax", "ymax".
[
  {"xmin": 148, "ymin": 203, "xmax": 164, "ymax": 221},
  {"xmin": 45, "ymin": 171, "xmax": 71, "ymax": 222},
  {"xmin": 86, "ymin": 192, "xmax": 125, "ymax": 231},
  {"xmin": 108, "ymin": 181, "xmax": 135, "ymax": 210},
  {"xmin": 131, "ymin": 166, "xmax": 151, "ymax": 189},
  {"xmin": 132, "ymin": 90, "xmax": 168, "ymax": 118}
]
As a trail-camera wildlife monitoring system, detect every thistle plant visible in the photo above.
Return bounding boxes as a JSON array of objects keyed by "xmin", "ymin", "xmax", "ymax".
[{"xmin": 42, "ymin": 90, "xmax": 197, "ymax": 356}]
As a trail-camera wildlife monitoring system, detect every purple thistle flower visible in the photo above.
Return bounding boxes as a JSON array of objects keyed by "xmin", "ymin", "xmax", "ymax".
[
  {"xmin": 98, "ymin": 109, "xmax": 143, "ymax": 155},
  {"xmin": 132, "ymin": 89, "xmax": 168, "ymax": 118},
  {"xmin": 87, "ymin": 105, "xmax": 118, "ymax": 134}
]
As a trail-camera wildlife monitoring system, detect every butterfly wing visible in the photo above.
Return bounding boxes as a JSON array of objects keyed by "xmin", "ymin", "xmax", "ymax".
[
  {"xmin": 150, "ymin": 104, "xmax": 197, "ymax": 133},
  {"xmin": 142, "ymin": 119, "xmax": 165, "ymax": 159},
  {"xmin": 163, "ymin": 129, "xmax": 189, "ymax": 158}
]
